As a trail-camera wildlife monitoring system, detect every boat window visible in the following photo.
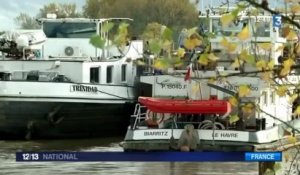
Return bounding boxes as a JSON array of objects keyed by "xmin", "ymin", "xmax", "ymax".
[
  {"xmin": 90, "ymin": 67, "xmax": 99, "ymax": 83},
  {"xmin": 43, "ymin": 22, "xmax": 97, "ymax": 38},
  {"xmin": 212, "ymin": 19, "xmax": 246, "ymax": 37},
  {"xmin": 121, "ymin": 64, "xmax": 127, "ymax": 82},
  {"xmin": 262, "ymin": 91, "xmax": 267, "ymax": 105},
  {"xmin": 106, "ymin": 66, "xmax": 113, "ymax": 83},
  {"xmin": 253, "ymin": 21, "xmax": 270, "ymax": 37},
  {"xmin": 270, "ymin": 91, "xmax": 275, "ymax": 104},
  {"xmin": 11, "ymin": 71, "xmax": 59, "ymax": 81}
]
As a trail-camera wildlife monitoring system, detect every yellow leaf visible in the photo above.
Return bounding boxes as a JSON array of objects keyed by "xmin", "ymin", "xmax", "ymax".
[
  {"xmin": 291, "ymin": 4, "xmax": 300, "ymax": 14},
  {"xmin": 286, "ymin": 30, "xmax": 298, "ymax": 40},
  {"xmin": 283, "ymin": 58, "xmax": 294, "ymax": 69},
  {"xmin": 287, "ymin": 135, "xmax": 297, "ymax": 144},
  {"xmin": 239, "ymin": 49, "xmax": 248, "ymax": 61},
  {"xmin": 228, "ymin": 96, "xmax": 238, "ymax": 107},
  {"xmin": 267, "ymin": 60, "xmax": 275, "ymax": 70},
  {"xmin": 256, "ymin": 60, "xmax": 267, "ymax": 71},
  {"xmin": 190, "ymin": 38, "xmax": 202, "ymax": 47},
  {"xmin": 280, "ymin": 67, "xmax": 291, "ymax": 77},
  {"xmin": 177, "ymin": 48, "xmax": 186, "ymax": 58},
  {"xmin": 228, "ymin": 43, "xmax": 237, "ymax": 52},
  {"xmin": 293, "ymin": 105, "xmax": 300, "ymax": 116},
  {"xmin": 276, "ymin": 86, "xmax": 288, "ymax": 97},
  {"xmin": 208, "ymin": 53, "xmax": 219, "ymax": 61},
  {"xmin": 237, "ymin": 26, "xmax": 250, "ymax": 40},
  {"xmin": 231, "ymin": 58, "xmax": 244, "ymax": 68},
  {"xmin": 289, "ymin": 94, "xmax": 298, "ymax": 104},
  {"xmin": 242, "ymin": 103, "xmax": 255, "ymax": 114},
  {"xmin": 198, "ymin": 54, "xmax": 209, "ymax": 65},
  {"xmin": 184, "ymin": 39, "xmax": 194, "ymax": 50},
  {"xmin": 261, "ymin": 72, "xmax": 272, "ymax": 82},
  {"xmin": 220, "ymin": 14, "xmax": 234, "ymax": 27},
  {"xmin": 153, "ymin": 58, "xmax": 169, "ymax": 70},
  {"xmin": 258, "ymin": 43, "xmax": 272, "ymax": 51},
  {"xmin": 229, "ymin": 114, "xmax": 240, "ymax": 124},
  {"xmin": 220, "ymin": 37, "xmax": 229, "ymax": 48},
  {"xmin": 238, "ymin": 85, "xmax": 251, "ymax": 97}
]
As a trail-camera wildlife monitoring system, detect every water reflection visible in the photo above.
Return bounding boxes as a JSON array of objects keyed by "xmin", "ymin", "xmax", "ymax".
[{"xmin": 0, "ymin": 138, "xmax": 258, "ymax": 175}]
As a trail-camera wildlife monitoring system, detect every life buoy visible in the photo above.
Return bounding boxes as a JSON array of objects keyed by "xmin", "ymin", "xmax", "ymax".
[{"xmin": 145, "ymin": 110, "xmax": 164, "ymax": 126}]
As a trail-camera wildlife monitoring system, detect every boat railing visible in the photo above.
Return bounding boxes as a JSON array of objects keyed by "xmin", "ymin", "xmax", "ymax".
[{"xmin": 130, "ymin": 103, "xmax": 148, "ymax": 129}]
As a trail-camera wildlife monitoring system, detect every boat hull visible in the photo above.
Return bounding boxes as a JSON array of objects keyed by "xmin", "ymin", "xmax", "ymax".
[{"xmin": 0, "ymin": 100, "xmax": 135, "ymax": 139}]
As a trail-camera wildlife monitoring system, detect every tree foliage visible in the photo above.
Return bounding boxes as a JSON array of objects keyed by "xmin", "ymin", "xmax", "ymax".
[
  {"xmin": 14, "ymin": 13, "xmax": 40, "ymax": 29},
  {"xmin": 83, "ymin": 0, "xmax": 199, "ymax": 38},
  {"xmin": 38, "ymin": 3, "xmax": 81, "ymax": 18},
  {"xmin": 14, "ymin": 3, "xmax": 81, "ymax": 29}
]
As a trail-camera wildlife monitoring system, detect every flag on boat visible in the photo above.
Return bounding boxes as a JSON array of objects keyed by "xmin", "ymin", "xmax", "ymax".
[{"xmin": 184, "ymin": 64, "xmax": 192, "ymax": 81}]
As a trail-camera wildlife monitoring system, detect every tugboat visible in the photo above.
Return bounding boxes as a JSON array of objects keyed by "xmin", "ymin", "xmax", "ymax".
[
  {"xmin": 123, "ymin": 7, "xmax": 300, "ymax": 153},
  {"xmin": 0, "ymin": 15, "xmax": 143, "ymax": 139}
]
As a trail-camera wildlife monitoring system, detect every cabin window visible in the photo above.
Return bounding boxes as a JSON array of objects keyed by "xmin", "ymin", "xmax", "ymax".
[
  {"xmin": 253, "ymin": 21, "xmax": 270, "ymax": 37},
  {"xmin": 212, "ymin": 19, "xmax": 246, "ymax": 37},
  {"xmin": 106, "ymin": 66, "xmax": 113, "ymax": 83},
  {"xmin": 262, "ymin": 91, "xmax": 268, "ymax": 105},
  {"xmin": 90, "ymin": 67, "xmax": 99, "ymax": 83},
  {"xmin": 121, "ymin": 64, "xmax": 127, "ymax": 82},
  {"xmin": 270, "ymin": 91, "xmax": 275, "ymax": 104},
  {"xmin": 43, "ymin": 22, "xmax": 97, "ymax": 38}
]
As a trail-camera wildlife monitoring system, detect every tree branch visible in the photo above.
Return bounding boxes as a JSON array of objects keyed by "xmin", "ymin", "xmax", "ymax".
[{"xmin": 243, "ymin": 0, "xmax": 300, "ymax": 29}]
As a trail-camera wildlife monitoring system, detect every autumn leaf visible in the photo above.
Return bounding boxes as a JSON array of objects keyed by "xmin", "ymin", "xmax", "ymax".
[
  {"xmin": 246, "ymin": 55, "xmax": 255, "ymax": 64},
  {"xmin": 276, "ymin": 85, "xmax": 288, "ymax": 97},
  {"xmin": 242, "ymin": 103, "xmax": 255, "ymax": 114},
  {"xmin": 238, "ymin": 85, "xmax": 251, "ymax": 97},
  {"xmin": 287, "ymin": 135, "xmax": 297, "ymax": 144},
  {"xmin": 239, "ymin": 49, "xmax": 248, "ymax": 61},
  {"xmin": 228, "ymin": 96, "xmax": 238, "ymax": 107},
  {"xmin": 153, "ymin": 58, "xmax": 169, "ymax": 70},
  {"xmin": 283, "ymin": 58, "xmax": 294, "ymax": 69},
  {"xmin": 257, "ymin": 43, "xmax": 272, "ymax": 51},
  {"xmin": 286, "ymin": 30, "xmax": 298, "ymax": 40},
  {"xmin": 261, "ymin": 72, "xmax": 272, "ymax": 82},
  {"xmin": 198, "ymin": 54, "xmax": 209, "ymax": 65},
  {"xmin": 237, "ymin": 25, "xmax": 250, "ymax": 40},
  {"xmin": 220, "ymin": 37, "xmax": 229, "ymax": 48},
  {"xmin": 267, "ymin": 60, "xmax": 275, "ymax": 70},
  {"xmin": 149, "ymin": 39, "xmax": 162, "ymax": 55},
  {"xmin": 291, "ymin": 4, "xmax": 300, "ymax": 14},
  {"xmin": 229, "ymin": 114, "xmax": 240, "ymax": 124},
  {"xmin": 90, "ymin": 34, "xmax": 106, "ymax": 48},
  {"xmin": 208, "ymin": 53, "xmax": 219, "ymax": 61},
  {"xmin": 280, "ymin": 67, "xmax": 291, "ymax": 77},
  {"xmin": 220, "ymin": 13, "xmax": 234, "ymax": 27},
  {"xmin": 231, "ymin": 58, "xmax": 244, "ymax": 68},
  {"xmin": 256, "ymin": 60, "xmax": 267, "ymax": 71},
  {"xmin": 177, "ymin": 48, "xmax": 186, "ymax": 58},
  {"xmin": 102, "ymin": 22, "xmax": 114, "ymax": 32}
]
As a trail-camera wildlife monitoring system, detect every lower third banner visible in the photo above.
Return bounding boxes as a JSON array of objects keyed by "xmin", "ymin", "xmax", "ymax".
[{"xmin": 16, "ymin": 152, "xmax": 282, "ymax": 162}]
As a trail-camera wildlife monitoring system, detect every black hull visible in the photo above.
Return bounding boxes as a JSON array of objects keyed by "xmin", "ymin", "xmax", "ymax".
[{"xmin": 0, "ymin": 101, "xmax": 135, "ymax": 139}]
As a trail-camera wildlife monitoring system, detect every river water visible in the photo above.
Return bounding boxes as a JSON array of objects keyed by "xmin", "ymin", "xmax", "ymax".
[{"xmin": 0, "ymin": 137, "xmax": 258, "ymax": 175}]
